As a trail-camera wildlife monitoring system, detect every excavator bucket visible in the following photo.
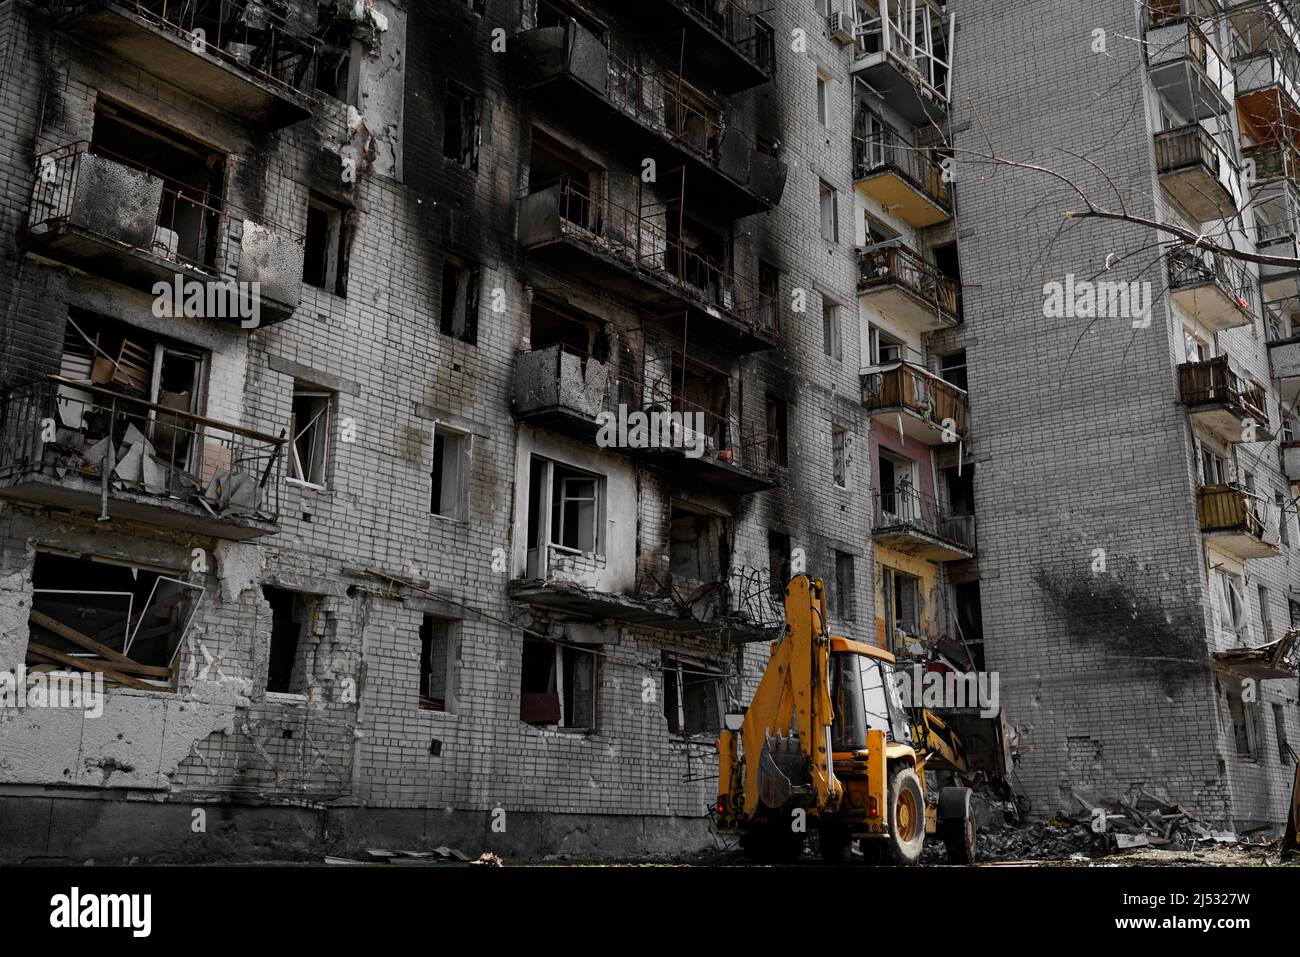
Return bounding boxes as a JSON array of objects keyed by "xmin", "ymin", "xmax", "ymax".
[
  {"xmin": 928, "ymin": 706, "xmax": 1013, "ymax": 779},
  {"xmin": 757, "ymin": 730, "xmax": 810, "ymax": 811}
]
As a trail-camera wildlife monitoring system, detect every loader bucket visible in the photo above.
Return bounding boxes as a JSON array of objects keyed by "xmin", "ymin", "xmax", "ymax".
[{"xmin": 930, "ymin": 706, "xmax": 1013, "ymax": 778}]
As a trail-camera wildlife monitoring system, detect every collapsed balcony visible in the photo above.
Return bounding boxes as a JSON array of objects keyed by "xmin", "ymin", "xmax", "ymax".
[
  {"xmin": 857, "ymin": 244, "xmax": 959, "ymax": 332},
  {"xmin": 25, "ymin": 142, "xmax": 303, "ymax": 325},
  {"xmin": 0, "ymin": 376, "xmax": 284, "ymax": 540},
  {"xmin": 517, "ymin": 179, "xmax": 777, "ymax": 353},
  {"xmin": 1145, "ymin": 15, "xmax": 1234, "ymax": 120},
  {"xmin": 851, "ymin": 0, "xmax": 952, "ymax": 124},
  {"xmin": 635, "ymin": 0, "xmax": 776, "ymax": 93},
  {"xmin": 1196, "ymin": 483, "xmax": 1283, "ymax": 558},
  {"xmin": 872, "ymin": 486, "xmax": 974, "ymax": 561},
  {"xmin": 44, "ymin": 0, "xmax": 318, "ymax": 129},
  {"xmin": 1178, "ymin": 355, "xmax": 1273, "ymax": 442},
  {"xmin": 861, "ymin": 360, "xmax": 969, "ymax": 446},
  {"xmin": 852, "ymin": 122, "xmax": 951, "ymax": 228},
  {"xmin": 513, "ymin": 18, "xmax": 787, "ymax": 217},
  {"xmin": 1154, "ymin": 123, "xmax": 1242, "ymax": 221},
  {"xmin": 1166, "ymin": 247, "xmax": 1256, "ymax": 330},
  {"xmin": 1214, "ymin": 627, "xmax": 1300, "ymax": 681}
]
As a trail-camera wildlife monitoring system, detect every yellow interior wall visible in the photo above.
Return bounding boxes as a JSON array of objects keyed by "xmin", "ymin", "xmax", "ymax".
[{"xmin": 872, "ymin": 545, "xmax": 940, "ymax": 648}]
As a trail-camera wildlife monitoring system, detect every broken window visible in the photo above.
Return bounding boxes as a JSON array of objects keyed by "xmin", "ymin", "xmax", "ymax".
[
  {"xmin": 419, "ymin": 615, "xmax": 456, "ymax": 712},
  {"xmin": 1274, "ymin": 704, "xmax": 1291, "ymax": 764},
  {"xmin": 665, "ymin": 209, "xmax": 730, "ymax": 305},
  {"xmin": 529, "ymin": 295, "xmax": 606, "ymax": 356},
  {"xmin": 941, "ymin": 349, "xmax": 968, "ymax": 391},
  {"xmin": 303, "ymin": 193, "xmax": 351, "ymax": 297},
  {"xmin": 1201, "ymin": 447, "xmax": 1227, "ymax": 486},
  {"xmin": 288, "ymin": 386, "xmax": 332, "ymax": 487},
  {"xmin": 832, "ymin": 424, "xmax": 849, "ymax": 488},
  {"xmin": 1227, "ymin": 686, "xmax": 1262, "ymax": 759},
  {"xmin": 525, "ymin": 457, "xmax": 606, "ymax": 576},
  {"xmin": 314, "ymin": 3, "xmax": 358, "ymax": 104},
  {"xmin": 670, "ymin": 357, "xmax": 730, "ymax": 454},
  {"xmin": 443, "ymin": 83, "xmax": 481, "ymax": 170},
  {"xmin": 670, "ymin": 503, "xmax": 728, "ymax": 586},
  {"xmin": 766, "ymin": 397, "xmax": 788, "ymax": 468},
  {"xmin": 439, "ymin": 256, "xmax": 480, "ymax": 344},
  {"xmin": 834, "ymin": 551, "xmax": 855, "ymax": 619},
  {"xmin": 822, "ymin": 296, "xmax": 842, "ymax": 360},
  {"xmin": 868, "ymin": 324, "xmax": 903, "ymax": 365},
  {"xmin": 664, "ymin": 75, "xmax": 723, "ymax": 157},
  {"xmin": 768, "ymin": 530, "xmax": 791, "ymax": 598},
  {"xmin": 431, "ymin": 425, "xmax": 472, "ymax": 520},
  {"xmin": 758, "ymin": 259, "xmax": 781, "ymax": 331},
  {"xmin": 1260, "ymin": 585, "xmax": 1275, "ymax": 642},
  {"xmin": 819, "ymin": 179, "xmax": 838, "ymax": 243},
  {"xmin": 882, "ymin": 566, "xmax": 920, "ymax": 652},
  {"xmin": 91, "ymin": 101, "xmax": 225, "ymax": 270},
  {"xmin": 264, "ymin": 586, "xmax": 316, "ymax": 695},
  {"xmin": 519, "ymin": 638, "xmax": 596, "ymax": 729},
  {"xmin": 1277, "ymin": 492, "xmax": 1291, "ymax": 547},
  {"xmin": 529, "ymin": 129, "xmax": 602, "ymax": 229},
  {"xmin": 26, "ymin": 552, "xmax": 201, "ymax": 690},
  {"xmin": 663, "ymin": 654, "xmax": 723, "ymax": 736},
  {"xmin": 1216, "ymin": 569, "xmax": 1248, "ymax": 640}
]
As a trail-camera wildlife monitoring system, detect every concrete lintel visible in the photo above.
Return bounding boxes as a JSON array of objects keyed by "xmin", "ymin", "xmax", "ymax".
[{"xmin": 267, "ymin": 355, "xmax": 362, "ymax": 396}]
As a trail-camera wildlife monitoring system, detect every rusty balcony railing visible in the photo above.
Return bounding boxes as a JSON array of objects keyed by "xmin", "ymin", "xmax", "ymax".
[
  {"xmin": 860, "ymin": 360, "xmax": 969, "ymax": 441},
  {"xmin": 1167, "ymin": 246, "xmax": 1257, "ymax": 314},
  {"xmin": 858, "ymin": 245, "xmax": 959, "ymax": 322},
  {"xmin": 1178, "ymin": 355, "xmax": 1270, "ymax": 424},
  {"xmin": 638, "ymin": 391, "xmax": 779, "ymax": 483},
  {"xmin": 666, "ymin": 0, "xmax": 775, "ymax": 75},
  {"xmin": 26, "ymin": 141, "xmax": 303, "ymax": 319},
  {"xmin": 873, "ymin": 485, "xmax": 975, "ymax": 554},
  {"xmin": 852, "ymin": 124, "xmax": 950, "ymax": 211},
  {"xmin": 0, "ymin": 376, "xmax": 285, "ymax": 526}
]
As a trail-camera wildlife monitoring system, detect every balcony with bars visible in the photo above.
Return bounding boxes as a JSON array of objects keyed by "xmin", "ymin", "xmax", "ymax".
[
  {"xmin": 857, "ymin": 245, "xmax": 959, "ymax": 332},
  {"xmin": 1146, "ymin": 15, "xmax": 1234, "ymax": 119},
  {"xmin": 629, "ymin": 393, "xmax": 780, "ymax": 495},
  {"xmin": 852, "ymin": 123, "xmax": 951, "ymax": 228},
  {"xmin": 850, "ymin": 1, "xmax": 951, "ymax": 124},
  {"xmin": 516, "ymin": 178, "xmax": 777, "ymax": 354},
  {"xmin": 635, "ymin": 0, "xmax": 776, "ymax": 93},
  {"xmin": 44, "ymin": 0, "xmax": 318, "ymax": 129},
  {"xmin": 860, "ymin": 361, "xmax": 968, "ymax": 446},
  {"xmin": 872, "ymin": 486, "xmax": 974, "ymax": 562},
  {"xmin": 512, "ymin": 18, "xmax": 787, "ymax": 217},
  {"xmin": 25, "ymin": 142, "xmax": 304, "ymax": 325},
  {"xmin": 1178, "ymin": 355, "xmax": 1273, "ymax": 442},
  {"xmin": 1166, "ymin": 247, "xmax": 1256, "ymax": 330},
  {"xmin": 1197, "ymin": 483, "xmax": 1283, "ymax": 558},
  {"xmin": 0, "ymin": 376, "xmax": 284, "ymax": 540},
  {"xmin": 1155, "ymin": 124, "xmax": 1242, "ymax": 221}
]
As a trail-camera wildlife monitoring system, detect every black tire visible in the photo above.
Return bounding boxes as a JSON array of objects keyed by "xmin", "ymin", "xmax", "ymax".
[
  {"xmin": 882, "ymin": 765, "xmax": 926, "ymax": 866},
  {"xmin": 942, "ymin": 812, "xmax": 977, "ymax": 864},
  {"xmin": 819, "ymin": 828, "xmax": 852, "ymax": 863}
]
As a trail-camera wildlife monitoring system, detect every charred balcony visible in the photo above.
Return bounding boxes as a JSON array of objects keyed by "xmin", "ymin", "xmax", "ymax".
[
  {"xmin": 0, "ymin": 376, "xmax": 284, "ymax": 540},
  {"xmin": 513, "ymin": 18, "xmax": 787, "ymax": 218},
  {"xmin": 632, "ymin": 0, "xmax": 776, "ymax": 93},
  {"xmin": 1178, "ymin": 355, "xmax": 1273, "ymax": 442},
  {"xmin": 513, "ymin": 343, "xmax": 619, "ymax": 443},
  {"xmin": 1155, "ymin": 124, "xmax": 1242, "ymax": 221},
  {"xmin": 871, "ymin": 486, "xmax": 974, "ymax": 562},
  {"xmin": 25, "ymin": 142, "xmax": 303, "ymax": 325},
  {"xmin": 628, "ymin": 394, "xmax": 779, "ymax": 495},
  {"xmin": 1197, "ymin": 483, "xmax": 1283, "ymax": 558},
  {"xmin": 44, "ymin": 0, "xmax": 318, "ymax": 129},
  {"xmin": 857, "ymin": 245, "xmax": 959, "ymax": 332},
  {"xmin": 1166, "ymin": 247, "xmax": 1256, "ymax": 331},
  {"xmin": 860, "ymin": 361, "xmax": 969, "ymax": 446},
  {"xmin": 517, "ymin": 179, "xmax": 777, "ymax": 354}
]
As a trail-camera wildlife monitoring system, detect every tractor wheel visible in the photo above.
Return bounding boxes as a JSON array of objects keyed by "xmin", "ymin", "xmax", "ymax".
[
  {"xmin": 939, "ymin": 786, "xmax": 977, "ymax": 864},
  {"xmin": 881, "ymin": 766, "xmax": 926, "ymax": 866},
  {"xmin": 818, "ymin": 828, "xmax": 852, "ymax": 863}
]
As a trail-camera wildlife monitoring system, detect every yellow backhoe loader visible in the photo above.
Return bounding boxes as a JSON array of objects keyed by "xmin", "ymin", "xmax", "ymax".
[{"xmin": 717, "ymin": 574, "xmax": 1010, "ymax": 864}]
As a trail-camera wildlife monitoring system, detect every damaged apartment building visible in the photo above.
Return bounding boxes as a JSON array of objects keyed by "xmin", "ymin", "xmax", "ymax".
[{"xmin": 0, "ymin": 0, "xmax": 1295, "ymax": 864}]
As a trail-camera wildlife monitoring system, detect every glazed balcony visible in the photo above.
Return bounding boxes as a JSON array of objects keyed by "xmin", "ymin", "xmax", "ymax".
[
  {"xmin": 0, "ymin": 376, "xmax": 284, "ymax": 540},
  {"xmin": 1178, "ymin": 355, "xmax": 1272, "ymax": 442},
  {"xmin": 860, "ymin": 361, "xmax": 969, "ymax": 446},
  {"xmin": 1234, "ymin": 51, "xmax": 1300, "ymax": 143},
  {"xmin": 1154, "ymin": 124, "xmax": 1242, "ymax": 221},
  {"xmin": 852, "ymin": 125, "xmax": 951, "ymax": 227},
  {"xmin": 513, "ymin": 19, "xmax": 786, "ymax": 217},
  {"xmin": 44, "ymin": 0, "xmax": 317, "ymax": 129},
  {"xmin": 517, "ymin": 179, "xmax": 777, "ymax": 354},
  {"xmin": 25, "ymin": 143, "xmax": 303, "ymax": 325},
  {"xmin": 851, "ymin": 1, "xmax": 951, "ymax": 124},
  {"xmin": 872, "ymin": 486, "xmax": 974, "ymax": 562},
  {"xmin": 636, "ymin": 0, "xmax": 776, "ymax": 93},
  {"xmin": 1146, "ymin": 16, "xmax": 1233, "ymax": 119},
  {"xmin": 1197, "ymin": 483, "xmax": 1283, "ymax": 558},
  {"xmin": 1166, "ymin": 247, "xmax": 1256, "ymax": 330},
  {"xmin": 857, "ymin": 245, "xmax": 959, "ymax": 331}
]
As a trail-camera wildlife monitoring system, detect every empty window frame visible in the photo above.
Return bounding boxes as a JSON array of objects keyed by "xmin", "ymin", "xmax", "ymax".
[
  {"xmin": 819, "ymin": 179, "xmax": 839, "ymax": 242},
  {"xmin": 669, "ymin": 502, "xmax": 728, "ymax": 584},
  {"xmin": 444, "ymin": 83, "xmax": 482, "ymax": 170},
  {"xmin": 768, "ymin": 530, "xmax": 792, "ymax": 598},
  {"xmin": 1277, "ymin": 492, "xmax": 1291, "ymax": 546},
  {"xmin": 1227, "ymin": 687, "xmax": 1262, "ymax": 759},
  {"xmin": 822, "ymin": 295, "xmax": 842, "ymax": 360},
  {"xmin": 288, "ymin": 387, "xmax": 332, "ymax": 487},
  {"xmin": 766, "ymin": 397, "xmax": 788, "ymax": 467},
  {"xmin": 1259, "ymin": 584, "xmax": 1274, "ymax": 641},
  {"xmin": 832, "ymin": 424, "xmax": 849, "ymax": 487},
  {"xmin": 264, "ymin": 585, "xmax": 318, "ymax": 695},
  {"xmin": 439, "ymin": 256, "xmax": 480, "ymax": 344},
  {"xmin": 419, "ymin": 615, "xmax": 456, "ymax": 711},
  {"xmin": 816, "ymin": 71, "xmax": 832, "ymax": 127},
  {"xmin": 881, "ymin": 565, "xmax": 920, "ymax": 652},
  {"xmin": 303, "ymin": 193, "xmax": 351, "ymax": 297},
  {"xmin": 867, "ymin": 323, "xmax": 903, "ymax": 365},
  {"xmin": 941, "ymin": 350, "xmax": 968, "ymax": 391},
  {"xmin": 663, "ymin": 654, "xmax": 723, "ymax": 736},
  {"xmin": 1216, "ymin": 570, "xmax": 1248, "ymax": 639},
  {"xmin": 1201, "ymin": 447, "xmax": 1227, "ymax": 486},
  {"xmin": 314, "ymin": 5, "xmax": 358, "ymax": 104},
  {"xmin": 519, "ymin": 638, "xmax": 596, "ymax": 729},
  {"xmin": 758, "ymin": 259, "xmax": 781, "ymax": 330},
  {"xmin": 1274, "ymin": 703, "xmax": 1291, "ymax": 764},
  {"xmin": 834, "ymin": 551, "xmax": 855, "ymax": 619},
  {"xmin": 430, "ymin": 425, "xmax": 472, "ymax": 520}
]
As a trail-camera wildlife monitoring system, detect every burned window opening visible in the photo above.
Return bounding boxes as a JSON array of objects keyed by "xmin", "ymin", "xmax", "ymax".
[
  {"xmin": 529, "ymin": 296, "xmax": 608, "ymax": 360},
  {"xmin": 264, "ymin": 585, "xmax": 318, "ymax": 695},
  {"xmin": 663, "ymin": 654, "xmax": 723, "ymax": 737},
  {"xmin": 834, "ymin": 551, "xmax": 855, "ymax": 619},
  {"xmin": 765, "ymin": 397, "xmax": 788, "ymax": 468},
  {"xmin": 313, "ymin": 3, "xmax": 359, "ymax": 105},
  {"xmin": 443, "ymin": 82, "xmax": 482, "ymax": 170},
  {"xmin": 669, "ymin": 502, "xmax": 729, "ymax": 589},
  {"xmin": 832, "ymin": 423, "xmax": 849, "ymax": 488},
  {"xmin": 529, "ymin": 130, "xmax": 602, "ymax": 230},
  {"xmin": 419, "ymin": 615, "xmax": 456, "ymax": 712},
  {"xmin": 670, "ymin": 357, "xmax": 730, "ymax": 453},
  {"xmin": 303, "ymin": 193, "xmax": 351, "ymax": 297},
  {"xmin": 767, "ymin": 530, "xmax": 791, "ymax": 599},
  {"xmin": 519, "ymin": 638, "xmax": 596, "ymax": 729},
  {"xmin": 439, "ymin": 256, "xmax": 480, "ymax": 344},
  {"xmin": 27, "ymin": 552, "xmax": 201, "ymax": 689}
]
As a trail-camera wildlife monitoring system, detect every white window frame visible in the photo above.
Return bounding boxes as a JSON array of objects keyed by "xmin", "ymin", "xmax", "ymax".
[
  {"xmin": 430, "ymin": 424, "xmax": 473, "ymax": 521},
  {"xmin": 664, "ymin": 654, "xmax": 724, "ymax": 737},
  {"xmin": 287, "ymin": 390, "xmax": 332, "ymax": 489}
]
